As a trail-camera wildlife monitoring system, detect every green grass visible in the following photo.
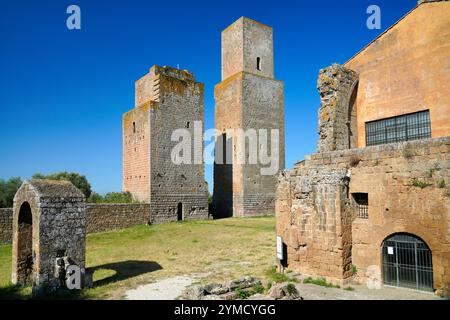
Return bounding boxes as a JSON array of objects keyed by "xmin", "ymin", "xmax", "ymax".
[
  {"xmin": 344, "ymin": 287, "xmax": 355, "ymax": 291},
  {"xmin": 0, "ymin": 216, "xmax": 276, "ymax": 300},
  {"xmin": 264, "ymin": 266, "xmax": 299, "ymax": 284},
  {"xmin": 303, "ymin": 277, "xmax": 340, "ymax": 289}
]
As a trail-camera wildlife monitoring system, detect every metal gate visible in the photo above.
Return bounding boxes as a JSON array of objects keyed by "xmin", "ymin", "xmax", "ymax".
[{"xmin": 382, "ymin": 233, "xmax": 433, "ymax": 292}]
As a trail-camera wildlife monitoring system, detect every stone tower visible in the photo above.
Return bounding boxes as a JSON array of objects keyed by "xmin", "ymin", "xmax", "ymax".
[
  {"xmin": 123, "ymin": 65, "xmax": 208, "ymax": 221},
  {"xmin": 214, "ymin": 17, "xmax": 285, "ymax": 218}
]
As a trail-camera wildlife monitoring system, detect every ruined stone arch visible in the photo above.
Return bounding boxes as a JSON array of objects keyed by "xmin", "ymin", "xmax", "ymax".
[
  {"xmin": 347, "ymin": 80, "xmax": 359, "ymax": 149},
  {"xmin": 317, "ymin": 64, "xmax": 359, "ymax": 152}
]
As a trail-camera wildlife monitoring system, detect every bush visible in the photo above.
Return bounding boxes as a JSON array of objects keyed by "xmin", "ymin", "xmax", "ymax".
[
  {"xmin": 33, "ymin": 172, "xmax": 92, "ymax": 198},
  {"xmin": 0, "ymin": 177, "xmax": 22, "ymax": 208},
  {"xmin": 344, "ymin": 287, "xmax": 355, "ymax": 291},
  {"xmin": 286, "ymin": 283, "xmax": 297, "ymax": 295},
  {"xmin": 410, "ymin": 178, "xmax": 432, "ymax": 189},
  {"xmin": 303, "ymin": 277, "xmax": 340, "ymax": 288},
  {"xmin": 265, "ymin": 266, "xmax": 289, "ymax": 283},
  {"xmin": 235, "ymin": 287, "xmax": 252, "ymax": 300}
]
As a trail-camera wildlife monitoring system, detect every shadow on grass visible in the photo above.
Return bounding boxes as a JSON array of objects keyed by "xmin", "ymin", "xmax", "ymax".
[
  {"xmin": 0, "ymin": 260, "xmax": 162, "ymax": 300},
  {"xmin": 0, "ymin": 284, "xmax": 31, "ymax": 300},
  {"xmin": 89, "ymin": 260, "xmax": 162, "ymax": 287}
]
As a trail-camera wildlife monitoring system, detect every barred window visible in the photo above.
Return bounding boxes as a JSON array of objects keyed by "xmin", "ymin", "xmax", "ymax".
[
  {"xmin": 353, "ymin": 193, "xmax": 368, "ymax": 219},
  {"xmin": 365, "ymin": 110, "xmax": 431, "ymax": 146}
]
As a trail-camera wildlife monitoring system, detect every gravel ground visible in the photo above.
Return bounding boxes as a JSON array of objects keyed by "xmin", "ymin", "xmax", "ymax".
[
  {"xmin": 125, "ymin": 274, "xmax": 446, "ymax": 300},
  {"xmin": 296, "ymin": 283, "xmax": 443, "ymax": 300},
  {"xmin": 125, "ymin": 276, "xmax": 194, "ymax": 300}
]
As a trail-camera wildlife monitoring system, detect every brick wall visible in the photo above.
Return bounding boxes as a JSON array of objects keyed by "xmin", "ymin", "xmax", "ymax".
[{"xmin": 0, "ymin": 203, "xmax": 189, "ymax": 245}]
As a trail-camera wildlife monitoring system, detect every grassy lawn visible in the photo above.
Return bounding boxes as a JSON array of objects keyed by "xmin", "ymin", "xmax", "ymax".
[{"xmin": 0, "ymin": 216, "xmax": 276, "ymax": 299}]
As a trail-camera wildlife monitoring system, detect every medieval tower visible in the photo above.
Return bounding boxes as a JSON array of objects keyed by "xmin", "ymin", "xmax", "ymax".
[
  {"xmin": 123, "ymin": 65, "xmax": 209, "ymax": 221},
  {"xmin": 213, "ymin": 17, "xmax": 285, "ymax": 218}
]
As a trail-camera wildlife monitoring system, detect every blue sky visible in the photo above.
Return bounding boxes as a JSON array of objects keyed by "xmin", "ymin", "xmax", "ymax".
[{"xmin": 0, "ymin": 0, "xmax": 418, "ymax": 194}]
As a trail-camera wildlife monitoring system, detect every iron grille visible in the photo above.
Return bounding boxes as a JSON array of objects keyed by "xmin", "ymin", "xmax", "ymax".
[
  {"xmin": 353, "ymin": 193, "xmax": 368, "ymax": 219},
  {"xmin": 382, "ymin": 234, "xmax": 433, "ymax": 292},
  {"xmin": 366, "ymin": 110, "xmax": 431, "ymax": 146}
]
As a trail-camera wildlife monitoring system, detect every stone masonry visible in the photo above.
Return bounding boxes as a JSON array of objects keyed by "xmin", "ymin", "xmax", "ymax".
[
  {"xmin": 277, "ymin": 137, "xmax": 450, "ymax": 294},
  {"xmin": 12, "ymin": 180, "xmax": 87, "ymax": 295},
  {"xmin": 276, "ymin": 1, "xmax": 450, "ymax": 296},
  {"xmin": 214, "ymin": 17, "xmax": 285, "ymax": 218},
  {"xmin": 317, "ymin": 64, "xmax": 359, "ymax": 152},
  {"xmin": 1, "ymin": 202, "xmax": 190, "ymax": 245},
  {"xmin": 123, "ymin": 65, "xmax": 209, "ymax": 221}
]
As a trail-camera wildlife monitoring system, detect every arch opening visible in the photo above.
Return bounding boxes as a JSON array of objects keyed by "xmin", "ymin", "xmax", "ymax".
[
  {"xmin": 347, "ymin": 82, "xmax": 358, "ymax": 149},
  {"xmin": 17, "ymin": 202, "xmax": 33, "ymax": 285},
  {"xmin": 381, "ymin": 233, "xmax": 433, "ymax": 292},
  {"xmin": 177, "ymin": 202, "xmax": 183, "ymax": 221}
]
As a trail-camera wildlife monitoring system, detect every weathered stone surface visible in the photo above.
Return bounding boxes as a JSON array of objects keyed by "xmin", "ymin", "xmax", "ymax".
[
  {"xmin": 268, "ymin": 283, "xmax": 301, "ymax": 300},
  {"xmin": 214, "ymin": 17, "xmax": 285, "ymax": 218},
  {"xmin": 317, "ymin": 64, "xmax": 359, "ymax": 153},
  {"xmin": 181, "ymin": 277, "xmax": 263, "ymax": 300},
  {"xmin": 11, "ymin": 180, "xmax": 87, "ymax": 296},
  {"xmin": 227, "ymin": 276, "xmax": 261, "ymax": 290},
  {"xmin": 277, "ymin": 137, "xmax": 450, "ymax": 293},
  {"xmin": 123, "ymin": 65, "xmax": 209, "ymax": 221},
  {"xmin": 182, "ymin": 285, "xmax": 206, "ymax": 300}
]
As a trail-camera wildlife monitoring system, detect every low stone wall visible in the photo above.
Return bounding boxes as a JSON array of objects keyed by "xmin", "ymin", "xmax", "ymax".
[
  {"xmin": 0, "ymin": 208, "xmax": 13, "ymax": 245},
  {"xmin": 0, "ymin": 202, "xmax": 191, "ymax": 245},
  {"xmin": 85, "ymin": 203, "xmax": 150, "ymax": 234}
]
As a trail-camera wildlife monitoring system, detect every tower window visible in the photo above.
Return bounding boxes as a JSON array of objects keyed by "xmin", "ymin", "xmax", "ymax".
[
  {"xmin": 257, "ymin": 57, "xmax": 261, "ymax": 71},
  {"xmin": 133, "ymin": 122, "xmax": 136, "ymax": 133},
  {"xmin": 186, "ymin": 122, "xmax": 190, "ymax": 129}
]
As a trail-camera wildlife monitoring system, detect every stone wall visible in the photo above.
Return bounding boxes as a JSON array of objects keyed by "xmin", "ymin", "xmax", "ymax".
[
  {"xmin": 0, "ymin": 203, "xmax": 188, "ymax": 245},
  {"xmin": 85, "ymin": 203, "xmax": 150, "ymax": 233},
  {"xmin": 276, "ymin": 137, "xmax": 450, "ymax": 294},
  {"xmin": 0, "ymin": 208, "xmax": 13, "ymax": 245}
]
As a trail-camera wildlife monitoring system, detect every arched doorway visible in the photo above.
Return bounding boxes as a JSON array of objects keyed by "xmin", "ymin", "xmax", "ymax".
[
  {"xmin": 177, "ymin": 202, "xmax": 183, "ymax": 221},
  {"xmin": 347, "ymin": 82, "xmax": 358, "ymax": 149},
  {"xmin": 382, "ymin": 233, "xmax": 433, "ymax": 292},
  {"xmin": 17, "ymin": 202, "xmax": 33, "ymax": 285}
]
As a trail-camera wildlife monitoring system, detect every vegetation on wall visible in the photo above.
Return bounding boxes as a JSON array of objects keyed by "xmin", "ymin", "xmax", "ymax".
[
  {"xmin": 87, "ymin": 191, "xmax": 137, "ymax": 204},
  {"xmin": 0, "ymin": 172, "xmax": 137, "ymax": 206},
  {"xmin": 33, "ymin": 172, "xmax": 92, "ymax": 198}
]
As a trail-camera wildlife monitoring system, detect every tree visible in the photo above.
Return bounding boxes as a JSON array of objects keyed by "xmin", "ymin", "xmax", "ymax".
[
  {"xmin": 0, "ymin": 177, "xmax": 23, "ymax": 208},
  {"xmin": 32, "ymin": 171, "xmax": 92, "ymax": 198},
  {"xmin": 87, "ymin": 191, "xmax": 135, "ymax": 204}
]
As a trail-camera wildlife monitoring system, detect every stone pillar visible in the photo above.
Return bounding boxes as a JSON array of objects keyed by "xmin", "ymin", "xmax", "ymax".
[{"xmin": 317, "ymin": 64, "xmax": 359, "ymax": 152}]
